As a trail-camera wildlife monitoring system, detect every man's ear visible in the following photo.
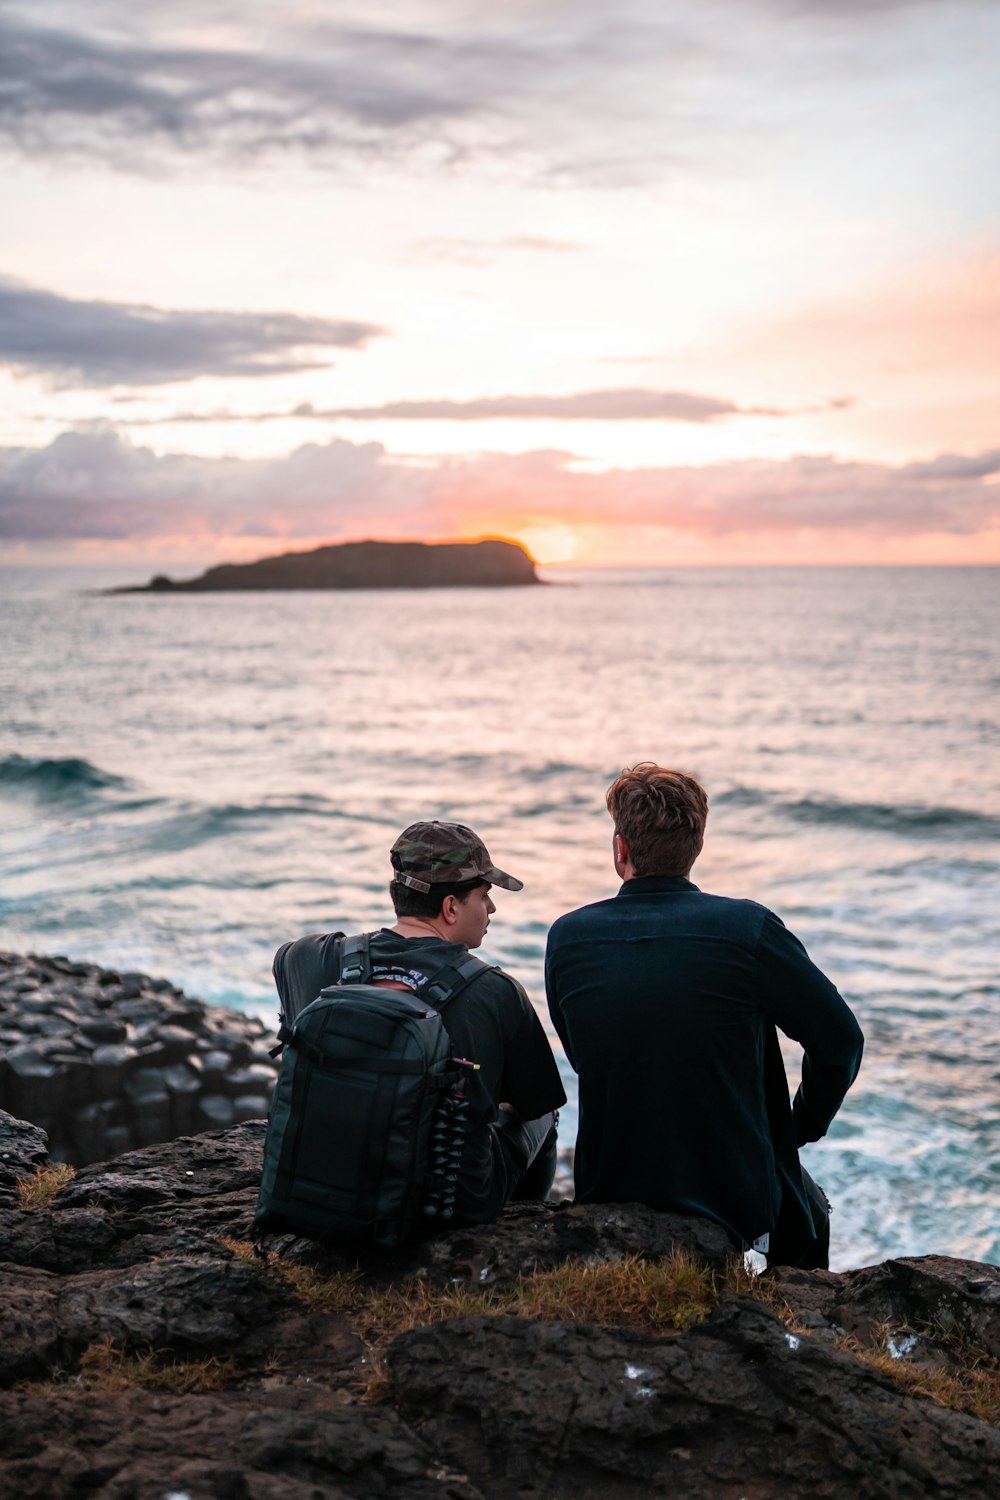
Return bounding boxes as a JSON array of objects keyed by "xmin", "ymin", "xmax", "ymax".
[
  {"xmin": 439, "ymin": 894, "xmax": 459, "ymax": 927},
  {"xmin": 613, "ymin": 833, "xmax": 631, "ymax": 878}
]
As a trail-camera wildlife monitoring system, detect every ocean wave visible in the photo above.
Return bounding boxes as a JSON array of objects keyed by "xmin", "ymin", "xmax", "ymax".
[
  {"xmin": 0, "ymin": 753, "xmax": 129, "ymax": 799},
  {"xmin": 715, "ymin": 783, "xmax": 1000, "ymax": 838},
  {"xmin": 132, "ymin": 798, "xmax": 360, "ymax": 853},
  {"xmin": 784, "ymin": 795, "xmax": 1000, "ymax": 839},
  {"xmin": 713, "ymin": 785, "xmax": 769, "ymax": 809}
]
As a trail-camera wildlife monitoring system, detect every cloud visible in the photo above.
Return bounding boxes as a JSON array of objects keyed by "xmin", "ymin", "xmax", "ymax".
[
  {"xmin": 8, "ymin": 2, "xmax": 991, "ymax": 184},
  {"xmin": 900, "ymin": 450, "xmax": 1000, "ymax": 480},
  {"xmin": 0, "ymin": 14, "xmax": 479, "ymax": 167},
  {"xmin": 405, "ymin": 236, "xmax": 584, "ymax": 267},
  {"xmin": 57, "ymin": 388, "xmax": 848, "ymax": 426},
  {"xmin": 296, "ymin": 390, "xmax": 749, "ymax": 422},
  {"xmin": 138, "ymin": 389, "xmax": 804, "ymax": 423},
  {"xmin": 0, "ymin": 429, "xmax": 404, "ymax": 540},
  {"xmin": 0, "ymin": 277, "xmax": 384, "ymax": 386},
  {"xmin": 2, "ymin": 427, "xmax": 997, "ymax": 549},
  {"xmin": 0, "ymin": 8, "xmax": 583, "ymax": 173}
]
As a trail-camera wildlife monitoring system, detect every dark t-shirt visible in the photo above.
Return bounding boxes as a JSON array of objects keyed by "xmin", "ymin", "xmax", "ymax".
[
  {"xmin": 273, "ymin": 927, "xmax": 566, "ymax": 1224},
  {"xmin": 545, "ymin": 877, "xmax": 864, "ymax": 1248}
]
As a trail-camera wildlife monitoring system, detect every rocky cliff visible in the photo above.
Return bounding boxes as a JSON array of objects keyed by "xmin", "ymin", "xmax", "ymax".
[
  {"xmin": 115, "ymin": 537, "xmax": 541, "ymax": 592},
  {"xmin": 2, "ymin": 1110, "xmax": 998, "ymax": 1498}
]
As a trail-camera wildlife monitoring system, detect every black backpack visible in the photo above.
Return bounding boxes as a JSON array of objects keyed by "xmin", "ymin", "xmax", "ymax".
[{"xmin": 254, "ymin": 933, "xmax": 492, "ymax": 1250}]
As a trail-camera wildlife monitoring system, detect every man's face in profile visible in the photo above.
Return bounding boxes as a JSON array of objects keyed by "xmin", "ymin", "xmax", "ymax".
[{"xmin": 448, "ymin": 883, "xmax": 496, "ymax": 949}]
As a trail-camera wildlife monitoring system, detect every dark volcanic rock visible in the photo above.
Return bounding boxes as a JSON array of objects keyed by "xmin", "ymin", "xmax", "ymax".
[
  {"xmin": 0, "ymin": 1390, "xmax": 479, "ymax": 1500},
  {"xmin": 0, "ymin": 1111, "xmax": 49, "ymax": 1200},
  {"xmin": 322, "ymin": 1198, "xmax": 736, "ymax": 1289},
  {"xmin": 1, "ymin": 1118, "xmax": 998, "ymax": 1498},
  {"xmin": 0, "ymin": 952, "xmax": 277, "ymax": 1164},
  {"xmin": 0, "ymin": 1120, "xmax": 268, "ymax": 1272},
  {"xmin": 114, "ymin": 537, "xmax": 541, "ymax": 593},
  {"xmin": 771, "ymin": 1253, "xmax": 1000, "ymax": 1359},
  {"xmin": 390, "ymin": 1300, "xmax": 1000, "ymax": 1499}
]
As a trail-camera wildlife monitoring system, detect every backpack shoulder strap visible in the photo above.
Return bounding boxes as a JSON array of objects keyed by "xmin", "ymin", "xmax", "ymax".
[
  {"xmin": 422, "ymin": 952, "xmax": 496, "ymax": 1012},
  {"xmin": 337, "ymin": 932, "xmax": 373, "ymax": 986}
]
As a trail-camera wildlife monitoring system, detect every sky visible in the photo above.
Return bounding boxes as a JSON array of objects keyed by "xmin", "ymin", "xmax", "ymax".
[{"xmin": 1, "ymin": 0, "xmax": 998, "ymax": 568}]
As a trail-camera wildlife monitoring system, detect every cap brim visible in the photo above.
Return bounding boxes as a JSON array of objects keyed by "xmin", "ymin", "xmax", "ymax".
[{"xmin": 485, "ymin": 864, "xmax": 523, "ymax": 892}]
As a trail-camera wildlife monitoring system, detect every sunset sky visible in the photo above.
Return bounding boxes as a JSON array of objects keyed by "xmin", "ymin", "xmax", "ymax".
[{"xmin": 1, "ymin": 0, "xmax": 998, "ymax": 567}]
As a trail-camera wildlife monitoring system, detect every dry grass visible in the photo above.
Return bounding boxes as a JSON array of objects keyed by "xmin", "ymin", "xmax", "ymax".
[
  {"xmin": 733, "ymin": 1266, "xmax": 1000, "ymax": 1431},
  {"xmin": 15, "ymin": 1162, "xmax": 75, "ymax": 1210},
  {"xmin": 236, "ymin": 1239, "xmax": 725, "ymax": 1399},
  {"xmin": 517, "ymin": 1250, "xmax": 718, "ymax": 1331},
  {"xmin": 246, "ymin": 1246, "xmax": 723, "ymax": 1358},
  {"xmin": 842, "ymin": 1326, "xmax": 1000, "ymax": 1428},
  {"xmin": 17, "ymin": 1339, "xmax": 238, "ymax": 1397},
  {"xmin": 269, "ymin": 1261, "xmax": 365, "ymax": 1313},
  {"xmin": 217, "ymin": 1237, "xmax": 363, "ymax": 1312},
  {"xmin": 217, "ymin": 1235, "xmax": 259, "ymax": 1263},
  {"xmin": 346, "ymin": 1251, "xmax": 719, "ymax": 1403},
  {"xmin": 221, "ymin": 1239, "xmax": 1000, "ymax": 1427}
]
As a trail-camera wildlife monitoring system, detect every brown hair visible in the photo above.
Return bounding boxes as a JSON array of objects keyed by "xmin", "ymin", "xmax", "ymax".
[{"xmin": 605, "ymin": 764, "xmax": 708, "ymax": 877}]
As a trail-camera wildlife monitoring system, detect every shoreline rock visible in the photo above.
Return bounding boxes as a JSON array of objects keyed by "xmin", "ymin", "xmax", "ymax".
[
  {"xmin": 0, "ymin": 951, "xmax": 277, "ymax": 1164},
  {"xmin": 1, "ymin": 1112, "xmax": 998, "ymax": 1498}
]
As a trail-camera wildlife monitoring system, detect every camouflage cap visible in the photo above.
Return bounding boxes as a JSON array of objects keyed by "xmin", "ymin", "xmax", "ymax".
[{"xmin": 390, "ymin": 820, "xmax": 523, "ymax": 893}]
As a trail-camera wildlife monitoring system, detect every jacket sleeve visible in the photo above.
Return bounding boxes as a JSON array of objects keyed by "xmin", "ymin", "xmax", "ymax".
[
  {"xmin": 754, "ymin": 910, "xmax": 864, "ymax": 1146},
  {"xmin": 499, "ymin": 974, "xmax": 567, "ymax": 1119},
  {"xmin": 544, "ymin": 924, "xmax": 576, "ymax": 1069}
]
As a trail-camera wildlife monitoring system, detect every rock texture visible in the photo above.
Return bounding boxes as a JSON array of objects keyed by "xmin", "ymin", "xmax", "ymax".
[
  {"xmin": 0, "ymin": 952, "xmax": 277, "ymax": 1164},
  {"xmin": 2, "ymin": 1110, "xmax": 998, "ymax": 1499},
  {"xmin": 115, "ymin": 537, "xmax": 541, "ymax": 593},
  {"xmin": 390, "ymin": 1305, "xmax": 998, "ymax": 1500}
]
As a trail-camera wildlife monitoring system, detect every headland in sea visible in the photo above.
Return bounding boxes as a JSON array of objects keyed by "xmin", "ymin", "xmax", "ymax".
[
  {"xmin": 1, "ymin": 946, "xmax": 998, "ymax": 1498},
  {"xmin": 111, "ymin": 536, "xmax": 541, "ymax": 592}
]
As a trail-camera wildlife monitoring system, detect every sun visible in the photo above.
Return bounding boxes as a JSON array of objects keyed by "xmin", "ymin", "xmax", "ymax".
[{"xmin": 516, "ymin": 524, "xmax": 580, "ymax": 565}]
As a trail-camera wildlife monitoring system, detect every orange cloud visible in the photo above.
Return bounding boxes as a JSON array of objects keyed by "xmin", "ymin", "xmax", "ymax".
[{"xmin": 2, "ymin": 429, "xmax": 998, "ymax": 566}]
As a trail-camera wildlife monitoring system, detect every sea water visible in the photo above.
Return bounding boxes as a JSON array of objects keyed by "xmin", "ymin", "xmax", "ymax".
[{"xmin": 1, "ymin": 563, "xmax": 997, "ymax": 1270}]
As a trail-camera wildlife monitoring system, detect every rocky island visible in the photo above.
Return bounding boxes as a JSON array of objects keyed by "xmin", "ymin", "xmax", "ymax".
[
  {"xmin": 1, "ymin": 951, "xmax": 998, "ymax": 1497},
  {"xmin": 114, "ymin": 537, "xmax": 541, "ymax": 592}
]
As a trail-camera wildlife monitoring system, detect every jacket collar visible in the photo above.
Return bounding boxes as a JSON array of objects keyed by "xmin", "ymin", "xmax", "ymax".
[{"xmin": 617, "ymin": 876, "xmax": 700, "ymax": 897}]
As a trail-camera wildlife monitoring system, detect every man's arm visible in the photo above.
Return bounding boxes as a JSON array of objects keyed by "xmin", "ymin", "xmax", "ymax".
[
  {"xmin": 544, "ymin": 925, "xmax": 577, "ymax": 1070},
  {"xmin": 498, "ymin": 974, "xmax": 567, "ymax": 1119},
  {"xmin": 755, "ymin": 911, "xmax": 864, "ymax": 1145}
]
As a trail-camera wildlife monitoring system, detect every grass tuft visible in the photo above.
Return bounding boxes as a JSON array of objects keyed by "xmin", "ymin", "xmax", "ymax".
[
  {"xmin": 343, "ymin": 1251, "xmax": 718, "ymax": 1348},
  {"xmin": 216, "ymin": 1235, "xmax": 259, "ymax": 1263},
  {"xmin": 842, "ymin": 1326, "xmax": 1000, "ymax": 1427},
  {"xmin": 17, "ymin": 1338, "xmax": 238, "ymax": 1397},
  {"xmin": 734, "ymin": 1271, "xmax": 1000, "ymax": 1430},
  {"xmin": 216, "ymin": 1236, "xmax": 364, "ymax": 1311},
  {"xmin": 514, "ymin": 1249, "xmax": 718, "ymax": 1332},
  {"xmin": 15, "ymin": 1162, "xmax": 75, "ymax": 1210}
]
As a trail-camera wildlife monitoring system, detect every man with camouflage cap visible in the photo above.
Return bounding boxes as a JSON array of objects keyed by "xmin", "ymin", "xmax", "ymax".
[{"xmin": 273, "ymin": 820, "xmax": 566, "ymax": 1226}]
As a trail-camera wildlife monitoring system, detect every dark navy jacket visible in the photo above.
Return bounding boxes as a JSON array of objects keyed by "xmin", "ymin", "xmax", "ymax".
[{"xmin": 545, "ymin": 877, "xmax": 863, "ymax": 1248}]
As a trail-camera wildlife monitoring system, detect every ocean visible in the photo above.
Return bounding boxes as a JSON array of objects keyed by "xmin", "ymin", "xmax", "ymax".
[{"xmin": 1, "ymin": 562, "xmax": 997, "ymax": 1271}]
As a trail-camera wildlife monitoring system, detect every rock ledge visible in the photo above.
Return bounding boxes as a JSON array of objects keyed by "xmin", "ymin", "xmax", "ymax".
[{"xmin": 1, "ymin": 1110, "xmax": 998, "ymax": 1499}]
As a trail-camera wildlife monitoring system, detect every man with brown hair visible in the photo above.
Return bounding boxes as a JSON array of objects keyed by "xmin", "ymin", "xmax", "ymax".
[{"xmin": 545, "ymin": 764, "xmax": 863, "ymax": 1268}]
